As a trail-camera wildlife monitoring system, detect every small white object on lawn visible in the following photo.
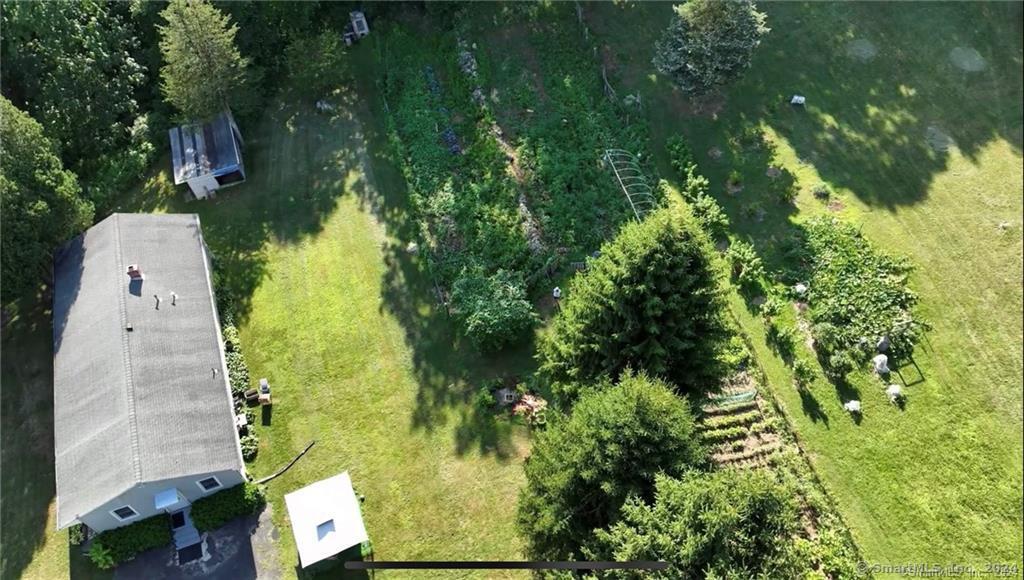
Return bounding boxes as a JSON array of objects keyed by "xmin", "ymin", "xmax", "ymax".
[
  {"xmin": 843, "ymin": 400, "xmax": 862, "ymax": 414},
  {"xmin": 873, "ymin": 354, "xmax": 890, "ymax": 374},
  {"xmin": 794, "ymin": 282, "xmax": 808, "ymax": 296},
  {"xmin": 885, "ymin": 384, "xmax": 903, "ymax": 403},
  {"xmin": 791, "ymin": 95, "xmax": 806, "ymax": 106},
  {"xmin": 553, "ymin": 286, "xmax": 562, "ymax": 300}
]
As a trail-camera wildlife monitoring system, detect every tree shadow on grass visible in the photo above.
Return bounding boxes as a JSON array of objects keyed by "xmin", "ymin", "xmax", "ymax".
[
  {"xmin": 798, "ymin": 388, "xmax": 830, "ymax": 427},
  {"xmin": 349, "ymin": 42, "xmax": 537, "ymax": 459},
  {"xmin": 0, "ymin": 300, "xmax": 59, "ymax": 580}
]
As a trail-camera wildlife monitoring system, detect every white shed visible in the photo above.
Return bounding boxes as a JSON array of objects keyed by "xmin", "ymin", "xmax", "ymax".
[{"xmin": 284, "ymin": 471, "xmax": 369, "ymax": 568}]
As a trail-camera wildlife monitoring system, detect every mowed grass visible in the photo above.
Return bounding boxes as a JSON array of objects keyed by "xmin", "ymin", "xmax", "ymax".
[
  {"xmin": 3, "ymin": 53, "xmax": 535, "ymax": 578},
  {"xmin": 584, "ymin": 0, "xmax": 1023, "ymax": 567},
  {"xmin": 237, "ymin": 88, "xmax": 536, "ymax": 576}
]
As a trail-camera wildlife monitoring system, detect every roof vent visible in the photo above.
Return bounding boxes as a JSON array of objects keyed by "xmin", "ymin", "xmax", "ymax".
[{"xmin": 126, "ymin": 264, "xmax": 144, "ymax": 280}]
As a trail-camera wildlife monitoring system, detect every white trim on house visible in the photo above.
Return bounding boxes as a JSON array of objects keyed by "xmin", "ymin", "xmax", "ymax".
[
  {"xmin": 196, "ymin": 475, "xmax": 223, "ymax": 493},
  {"xmin": 110, "ymin": 504, "xmax": 139, "ymax": 522}
]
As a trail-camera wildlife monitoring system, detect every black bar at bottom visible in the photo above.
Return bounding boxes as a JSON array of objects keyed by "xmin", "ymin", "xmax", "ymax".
[{"xmin": 345, "ymin": 561, "xmax": 668, "ymax": 570}]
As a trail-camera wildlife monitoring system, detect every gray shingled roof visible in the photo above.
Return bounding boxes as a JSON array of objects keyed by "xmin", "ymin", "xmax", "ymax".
[{"xmin": 52, "ymin": 213, "xmax": 242, "ymax": 529}]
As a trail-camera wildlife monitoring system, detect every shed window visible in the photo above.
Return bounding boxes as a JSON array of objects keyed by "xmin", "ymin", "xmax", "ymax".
[
  {"xmin": 111, "ymin": 505, "xmax": 138, "ymax": 521},
  {"xmin": 197, "ymin": 476, "xmax": 222, "ymax": 492}
]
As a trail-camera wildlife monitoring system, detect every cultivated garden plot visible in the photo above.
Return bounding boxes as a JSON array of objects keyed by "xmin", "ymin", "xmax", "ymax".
[{"xmin": 1, "ymin": 1, "xmax": 1021, "ymax": 579}]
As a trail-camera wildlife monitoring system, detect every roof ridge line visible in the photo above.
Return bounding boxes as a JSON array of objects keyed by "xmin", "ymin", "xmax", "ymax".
[{"xmin": 112, "ymin": 214, "xmax": 144, "ymax": 483}]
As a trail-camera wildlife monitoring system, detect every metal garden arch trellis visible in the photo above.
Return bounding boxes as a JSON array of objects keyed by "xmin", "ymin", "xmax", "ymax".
[{"xmin": 603, "ymin": 149, "xmax": 656, "ymax": 221}]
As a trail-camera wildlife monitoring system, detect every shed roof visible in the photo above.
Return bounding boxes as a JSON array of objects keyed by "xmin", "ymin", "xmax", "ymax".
[
  {"xmin": 168, "ymin": 111, "xmax": 242, "ymax": 184},
  {"xmin": 52, "ymin": 213, "xmax": 242, "ymax": 529},
  {"xmin": 285, "ymin": 472, "xmax": 369, "ymax": 568}
]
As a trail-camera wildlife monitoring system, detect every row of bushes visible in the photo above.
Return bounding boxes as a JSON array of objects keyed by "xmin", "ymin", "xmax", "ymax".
[
  {"xmin": 88, "ymin": 514, "xmax": 172, "ymax": 570},
  {"xmin": 191, "ymin": 482, "xmax": 267, "ymax": 533}
]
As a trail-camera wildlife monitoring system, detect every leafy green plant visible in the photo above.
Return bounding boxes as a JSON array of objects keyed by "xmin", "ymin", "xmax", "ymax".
[
  {"xmin": 474, "ymin": 385, "xmax": 497, "ymax": 410},
  {"xmin": 802, "ymin": 217, "xmax": 924, "ymax": 375},
  {"xmin": 225, "ymin": 350, "xmax": 250, "ymax": 396},
  {"xmin": 812, "ymin": 182, "xmax": 832, "ymax": 200},
  {"xmin": 88, "ymin": 542, "xmax": 115, "ymax": 570},
  {"xmin": 793, "ymin": 357, "xmax": 817, "ymax": 389},
  {"xmin": 69, "ymin": 523, "xmax": 87, "ymax": 546},
  {"xmin": 667, "ymin": 135, "xmax": 696, "ymax": 175},
  {"xmin": 191, "ymin": 482, "xmax": 267, "ymax": 532},
  {"xmin": 728, "ymin": 169, "xmax": 743, "ymax": 187},
  {"xmin": 88, "ymin": 514, "xmax": 172, "ymax": 569},
  {"xmin": 451, "ymin": 269, "xmax": 536, "ymax": 352},
  {"xmin": 240, "ymin": 433, "xmax": 258, "ymax": 462},
  {"xmin": 716, "ymin": 335, "xmax": 751, "ymax": 372},
  {"xmin": 727, "ymin": 240, "xmax": 765, "ymax": 285}
]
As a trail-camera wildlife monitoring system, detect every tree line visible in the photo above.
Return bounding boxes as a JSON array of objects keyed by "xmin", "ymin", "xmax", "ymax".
[{"xmin": 0, "ymin": 0, "xmax": 324, "ymax": 304}]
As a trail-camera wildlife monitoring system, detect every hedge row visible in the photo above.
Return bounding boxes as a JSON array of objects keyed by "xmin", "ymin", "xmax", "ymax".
[
  {"xmin": 191, "ymin": 482, "xmax": 267, "ymax": 533},
  {"xmin": 88, "ymin": 514, "xmax": 172, "ymax": 569}
]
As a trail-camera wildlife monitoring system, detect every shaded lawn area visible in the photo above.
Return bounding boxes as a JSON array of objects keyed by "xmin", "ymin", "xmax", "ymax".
[
  {"xmin": 220, "ymin": 53, "xmax": 537, "ymax": 577},
  {"xmin": 584, "ymin": 0, "xmax": 1023, "ymax": 567},
  {"xmin": 4, "ymin": 48, "xmax": 535, "ymax": 579},
  {"xmin": 1, "ymin": 300, "xmax": 111, "ymax": 580}
]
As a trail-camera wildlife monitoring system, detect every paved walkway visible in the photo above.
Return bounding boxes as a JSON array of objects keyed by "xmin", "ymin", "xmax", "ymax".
[{"xmin": 115, "ymin": 506, "xmax": 282, "ymax": 580}]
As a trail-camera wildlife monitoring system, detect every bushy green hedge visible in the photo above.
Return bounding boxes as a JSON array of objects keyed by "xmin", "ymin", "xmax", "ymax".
[
  {"xmin": 240, "ymin": 433, "xmax": 259, "ymax": 462},
  {"xmin": 224, "ymin": 349, "xmax": 250, "ymax": 396},
  {"xmin": 88, "ymin": 514, "xmax": 172, "ymax": 569},
  {"xmin": 191, "ymin": 482, "xmax": 266, "ymax": 533}
]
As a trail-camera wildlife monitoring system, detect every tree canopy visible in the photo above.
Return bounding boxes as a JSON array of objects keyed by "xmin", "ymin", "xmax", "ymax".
[
  {"xmin": 588, "ymin": 470, "xmax": 803, "ymax": 579},
  {"xmin": 158, "ymin": 0, "xmax": 249, "ymax": 121},
  {"xmin": 653, "ymin": 0, "xmax": 769, "ymax": 97},
  {"xmin": 451, "ymin": 268, "xmax": 536, "ymax": 352},
  {"xmin": 1, "ymin": 98, "xmax": 93, "ymax": 301},
  {"xmin": 0, "ymin": 0, "xmax": 146, "ymax": 172},
  {"xmin": 517, "ymin": 372, "xmax": 706, "ymax": 560},
  {"xmin": 537, "ymin": 206, "xmax": 727, "ymax": 405}
]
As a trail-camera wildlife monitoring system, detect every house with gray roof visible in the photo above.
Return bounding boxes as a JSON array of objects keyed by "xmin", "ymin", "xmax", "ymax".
[
  {"xmin": 52, "ymin": 213, "xmax": 244, "ymax": 534},
  {"xmin": 169, "ymin": 111, "xmax": 245, "ymax": 200}
]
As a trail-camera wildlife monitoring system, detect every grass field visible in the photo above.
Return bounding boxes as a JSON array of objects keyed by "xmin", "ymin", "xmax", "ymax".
[{"xmin": 583, "ymin": 0, "xmax": 1023, "ymax": 567}]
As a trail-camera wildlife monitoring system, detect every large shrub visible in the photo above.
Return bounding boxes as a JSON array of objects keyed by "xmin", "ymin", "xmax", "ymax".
[
  {"xmin": 451, "ymin": 269, "xmax": 536, "ymax": 352},
  {"xmin": 88, "ymin": 514, "xmax": 172, "ymax": 569},
  {"xmin": 653, "ymin": 0, "xmax": 769, "ymax": 97},
  {"xmin": 191, "ymin": 482, "xmax": 266, "ymax": 533},
  {"xmin": 588, "ymin": 470, "xmax": 802, "ymax": 578},
  {"xmin": 517, "ymin": 372, "xmax": 706, "ymax": 560},
  {"xmin": 802, "ymin": 217, "xmax": 924, "ymax": 376},
  {"xmin": 537, "ymin": 207, "xmax": 727, "ymax": 404}
]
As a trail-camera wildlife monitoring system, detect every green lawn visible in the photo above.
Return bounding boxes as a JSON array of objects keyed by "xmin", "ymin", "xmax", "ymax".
[
  {"xmin": 584, "ymin": 0, "xmax": 1024, "ymax": 568},
  {"xmin": 2, "ymin": 50, "xmax": 536, "ymax": 579}
]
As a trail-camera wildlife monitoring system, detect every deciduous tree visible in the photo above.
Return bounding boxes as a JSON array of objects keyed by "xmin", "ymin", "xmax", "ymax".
[
  {"xmin": 0, "ymin": 0, "xmax": 146, "ymax": 171},
  {"xmin": 1, "ymin": 98, "xmax": 93, "ymax": 301},
  {"xmin": 653, "ymin": 0, "xmax": 769, "ymax": 97}
]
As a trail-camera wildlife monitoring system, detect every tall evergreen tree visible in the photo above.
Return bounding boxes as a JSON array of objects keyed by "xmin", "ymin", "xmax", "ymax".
[
  {"xmin": 0, "ymin": 0, "xmax": 146, "ymax": 172},
  {"xmin": 537, "ymin": 206, "xmax": 727, "ymax": 405},
  {"xmin": 653, "ymin": 0, "xmax": 769, "ymax": 97},
  {"xmin": 158, "ymin": 0, "xmax": 249, "ymax": 120},
  {"xmin": 588, "ymin": 470, "xmax": 803, "ymax": 579},
  {"xmin": 517, "ymin": 372, "xmax": 706, "ymax": 561},
  {"xmin": 1, "ymin": 98, "xmax": 93, "ymax": 302}
]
